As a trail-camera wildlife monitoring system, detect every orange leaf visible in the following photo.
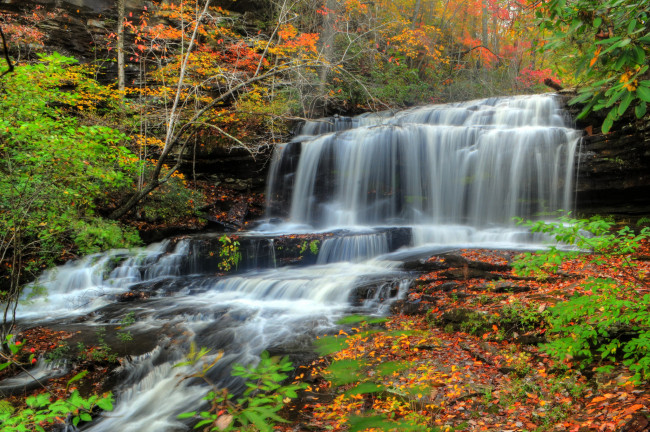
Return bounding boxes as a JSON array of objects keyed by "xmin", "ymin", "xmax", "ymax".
[{"xmin": 623, "ymin": 404, "xmax": 644, "ymax": 415}]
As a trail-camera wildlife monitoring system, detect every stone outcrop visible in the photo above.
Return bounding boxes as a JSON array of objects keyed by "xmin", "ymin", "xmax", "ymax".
[{"xmin": 559, "ymin": 91, "xmax": 650, "ymax": 218}]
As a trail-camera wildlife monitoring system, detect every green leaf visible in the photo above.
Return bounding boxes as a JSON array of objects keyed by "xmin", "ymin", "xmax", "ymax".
[
  {"xmin": 569, "ymin": 92, "xmax": 594, "ymax": 105},
  {"xmin": 348, "ymin": 415, "xmax": 392, "ymax": 432},
  {"xmin": 96, "ymin": 397, "xmax": 113, "ymax": 411},
  {"xmin": 596, "ymin": 36, "xmax": 622, "ymax": 45},
  {"xmin": 627, "ymin": 19, "xmax": 637, "ymax": 35},
  {"xmin": 635, "ymin": 101, "xmax": 647, "ymax": 118},
  {"xmin": 605, "ymin": 88, "xmax": 625, "ymax": 108},
  {"xmin": 67, "ymin": 370, "xmax": 88, "ymax": 389},
  {"xmin": 593, "ymin": 17, "xmax": 602, "ymax": 28},
  {"xmin": 326, "ymin": 359, "xmax": 364, "ymax": 385},
  {"xmin": 242, "ymin": 410, "xmax": 272, "ymax": 432},
  {"xmin": 618, "ymin": 91, "xmax": 633, "ymax": 116},
  {"xmin": 177, "ymin": 411, "xmax": 197, "ymax": 419},
  {"xmin": 614, "ymin": 53, "xmax": 630, "ymax": 71},
  {"xmin": 601, "ymin": 115, "xmax": 614, "ymax": 133},
  {"xmin": 633, "ymin": 46, "xmax": 646, "ymax": 64},
  {"xmin": 637, "ymin": 86, "xmax": 650, "ymax": 103}
]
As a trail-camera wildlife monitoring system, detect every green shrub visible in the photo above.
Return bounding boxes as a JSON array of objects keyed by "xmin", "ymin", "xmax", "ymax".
[
  {"xmin": 514, "ymin": 215, "xmax": 650, "ymax": 382},
  {"xmin": 177, "ymin": 349, "xmax": 306, "ymax": 432}
]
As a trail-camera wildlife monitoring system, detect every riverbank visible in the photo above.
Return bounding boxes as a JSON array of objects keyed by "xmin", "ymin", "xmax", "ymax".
[{"xmin": 280, "ymin": 245, "xmax": 650, "ymax": 431}]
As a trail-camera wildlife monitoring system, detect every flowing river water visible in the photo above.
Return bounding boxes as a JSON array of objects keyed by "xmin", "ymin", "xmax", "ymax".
[{"xmin": 9, "ymin": 94, "xmax": 581, "ymax": 431}]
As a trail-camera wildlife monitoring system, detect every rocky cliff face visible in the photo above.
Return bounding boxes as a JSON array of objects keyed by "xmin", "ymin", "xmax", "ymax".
[{"xmin": 558, "ymin": 91, "xmax": 650, "ymax": 218}]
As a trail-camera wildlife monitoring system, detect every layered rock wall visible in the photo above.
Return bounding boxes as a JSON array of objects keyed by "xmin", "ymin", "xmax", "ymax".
[{"xmin": 559, "ymin": 91, "xmax": 650, "ymax": 218}]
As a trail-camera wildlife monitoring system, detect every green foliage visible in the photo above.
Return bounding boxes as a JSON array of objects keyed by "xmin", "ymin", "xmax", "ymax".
[
  {"xmin": 514, "ymin": 216, "xmax": 650, "ymax": 382},
  {"xmin": 537, "ymin": 0, "xmax": 650, "ymax": 132},
  {"xmin": 299, "ymin": 239, "xmax": 320, "ymax": 256},
  {"xmin": 309, "ymin": 240, "xmax": 320, "ymax": 255},
  {"xmin": 369, "ymin": 62, "xmax": 435, "ymax": 107},
  {"xmin": 0, "ymin": 53, "xmax": 142, "ymax": 335},
  {"xmin": 0, "ymin": 333, "xmax": 113, "ymax": 430},
  {"xmin": 0, "ymin": 390, "xmax": 113, "ymax": 431},
  {"xmin": 499, "ymin": 299, "xmax": 551, "ymax": 335},
  {"xmin": 116, "ymin": 311, "xmax": 136, "ymax": 343},
  {"xmin": 178, "ymin": 350, "xmax": 306, "ymax": 432},
  {"xmin": 218, "ymin": 235, "xmax": 242, "ymax": 272},
  {"xmin": 45, "ymin": 342, "xmax": 71, "ymax": 363},
  {"xmin": 137, "ymin": 175, "xmax": 201, "ymax": 223},
  {"xmin": 0, "ymin": 334, "xmax": 34, "ymax": 371},
  {"xmin": 512, "ymin": 215, "xmax": 648, "ymax": 278},
  {"xmin": 73, "ymin": 220, "xmax": 141, "ymax": 256},
  {"xmin": 314, "ymin": 317, "xmax": 433, "ymax": 431}
]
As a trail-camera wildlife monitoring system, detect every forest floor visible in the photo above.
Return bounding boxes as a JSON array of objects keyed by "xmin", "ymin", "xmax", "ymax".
[{"xmin": 280, "ymin": 246, "xmax": 650, "ymax": 432}]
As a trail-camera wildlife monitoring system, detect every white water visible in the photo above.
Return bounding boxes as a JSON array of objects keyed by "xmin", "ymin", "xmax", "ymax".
[
  {"xmin": 7, "ymin": 94, "xmax": 581, "ymax": 431},
  {"xmin": 14, "ymin": 236, "xmax": 407, "ymax": 431},
  {"xmin": 266, "ymin": 94, "xmax": 580, "ymax": 246}
]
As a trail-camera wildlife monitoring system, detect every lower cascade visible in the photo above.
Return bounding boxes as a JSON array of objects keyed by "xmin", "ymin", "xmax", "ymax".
[{"xmin": 9, "ymin": 94, "xmax": 581, "ymax": 431}]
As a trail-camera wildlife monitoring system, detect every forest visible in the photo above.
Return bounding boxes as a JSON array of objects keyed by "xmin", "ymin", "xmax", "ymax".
[{"xmin": 1, "ymin": 0, "xmax": 650, "ymax": 430}]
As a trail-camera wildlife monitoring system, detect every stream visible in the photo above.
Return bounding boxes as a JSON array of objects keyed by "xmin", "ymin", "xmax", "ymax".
[{"xmin": 9, "ymin": 94, "xmax": 581, "ymax": 431}]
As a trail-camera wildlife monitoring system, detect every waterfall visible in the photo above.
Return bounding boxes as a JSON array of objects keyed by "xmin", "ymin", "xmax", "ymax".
[
  {"xmin": 7, "ymin": 94, "xmax": 581, "ymax": 431},
  {"xmin": 266, "ymin": 94, "xmax": 580, "ymax": 245},
  {"xmin": 316, "ymin": 232, "xmax": 389, "ymax": 264}
]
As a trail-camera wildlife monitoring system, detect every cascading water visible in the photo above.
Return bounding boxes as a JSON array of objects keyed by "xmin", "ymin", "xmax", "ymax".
[
  {"xmin": 6, "ymin": 94, "xmax": 581, "ymax": 431},
  {"xmin": 265, "ymin": 94, "xmax": 580, "ymax": 246}
]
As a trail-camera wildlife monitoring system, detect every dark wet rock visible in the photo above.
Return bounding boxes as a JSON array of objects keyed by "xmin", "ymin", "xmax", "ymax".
[
  {"xmin": 559, "ymin": 91, "xmax": 650, "ymax": 218},
  {"xmin": 402, "ymin": 259, "xmax": 449, "ymax": 272},
  {"xmin": 616, "ymin": 413, "xmax": 650, "ymax": 432},
  {"xmin": 0, "ymin": 362, "xmax": 70, "ymax": 397},
  {"xmin": 474, "ymin": 281, "xmax": 532, "ymax": 293},
  {"xmin": 350, "ymin": 279, "xmax": 401, "ymax": 306},
  {"xmin": 439, "ymin": 308, "xmax": 480, "ymax": 324},
  {"xmin": 436, "ymin": 281, "xmax": 464, "ymax": 292},
  {"xmin": 390, "ymin": 299, "xmax": 430, "ymax": 316},
  {"xmin": 439, "ymin": 268, "xmax": 502, "ymax": 281},
  {"xmin": 383, "ymin": 227, "xmax": 412, "ymax": 252},
  {"xmin": 514, "ymin": 333, "xmax": 546, "ymax": 345}
]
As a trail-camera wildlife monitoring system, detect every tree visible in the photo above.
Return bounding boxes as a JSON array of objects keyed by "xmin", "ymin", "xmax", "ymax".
[
  {"xmin": 536, "ymin": 0, "xmax": 650, "ymax": 132},
  {"xmin": 0, "ymin": 53, "xmax": 141, "ymax": 339},
  {"xmin": 107, "ymin": 0, "xmax": 328, "ymax": 219}
]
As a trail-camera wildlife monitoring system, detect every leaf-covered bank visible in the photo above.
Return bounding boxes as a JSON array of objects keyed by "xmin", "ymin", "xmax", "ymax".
[{"xmin": 282, "ymin": 222, "xmax": 650, "ymax": 431}]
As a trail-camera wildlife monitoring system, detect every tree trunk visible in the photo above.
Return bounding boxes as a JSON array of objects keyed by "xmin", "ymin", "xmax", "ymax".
[
  {"xmin": 411, "ymin": 0, "xmax": 422, "ymax": 29},
  {"xmin": 117, "ymin": 0, "xmax": 125, "ymax": 95}
]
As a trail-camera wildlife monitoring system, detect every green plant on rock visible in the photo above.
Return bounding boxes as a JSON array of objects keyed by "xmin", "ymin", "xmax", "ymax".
[
  {"xmin": 309, "ymin": 240, "xmax": 320, "ymax": 255},
  {"xmin": 117, "ymin": 311, "xmax": 136, "ymax": 343},
  {"xmin": 499, "ymin": 299, "xmax": 550, "ymax": 335},
  {"xmin": 177, "ymin": 348, "xmax": 306, "ymax": 432},
  {"xmin": 218, "ymin": 235, "xmax": 242, "ymax": 272},
  {"xmin": 513, "ymin": 215, "xmax": 650, "ymax": 382}
]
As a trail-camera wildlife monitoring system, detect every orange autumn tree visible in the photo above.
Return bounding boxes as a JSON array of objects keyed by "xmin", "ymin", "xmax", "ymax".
[{"xmin": 109, "ymin": 0, "xmax": 326, "ymax": 219}]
